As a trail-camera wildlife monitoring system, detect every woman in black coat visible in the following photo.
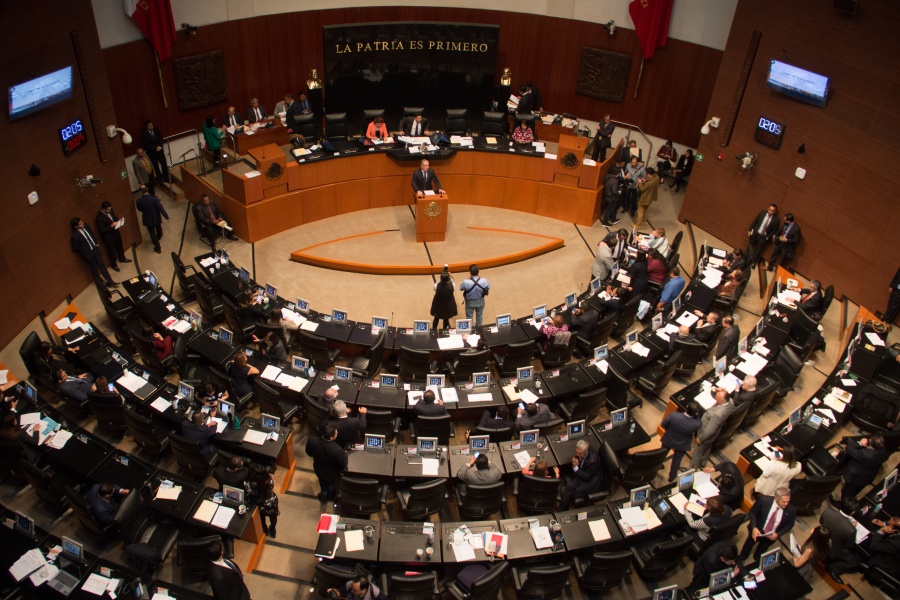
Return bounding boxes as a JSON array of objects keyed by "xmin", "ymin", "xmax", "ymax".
[
  {"xmin": 430, "ymin": 271, "xmax": 458, "ymax": 330},
  {"xmin": 628, "ymin": 251, "xmax": 649, "ymax": 296}
]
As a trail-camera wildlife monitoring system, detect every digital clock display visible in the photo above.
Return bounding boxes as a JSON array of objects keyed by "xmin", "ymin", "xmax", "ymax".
[
  {"xmin": 59, "ymin": 118, "xmax": 87, "ymax": 156},
  {"xmin": 754, "ymin": 116, "xmax": 784, "ymax": 149}
]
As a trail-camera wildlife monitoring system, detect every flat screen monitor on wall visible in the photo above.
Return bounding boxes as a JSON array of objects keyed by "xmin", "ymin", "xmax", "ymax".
[
  {"xmin": 8, "ymin": 66, "xmax": 73, "ymax": 121},
  {"xmin": 766, "ymin": 60, "xmax": 829, "ymax": 107}
]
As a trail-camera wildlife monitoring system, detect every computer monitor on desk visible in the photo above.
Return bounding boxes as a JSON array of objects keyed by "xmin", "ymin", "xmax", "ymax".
[
  {"xmin": 590, "ymin": 278, "xmax": 602, "ymax": 294},
  {"xmin": 532, "ymin": 305, "xmax": 547, "ymax": 321},
  {"xmin": 789, "ymin": 407, "xmax": 802, "ymax": 428},
  {"xmin": 223, "ymin": 485, "xmax": 244, "ymax": 505},
  {"xmin": 178, "ymin": 381, "xmax": 195, "ymax": 401},
  {"xmin": 417, "ymin": 437, "xmax": 438, "ymax": 455},
  {"xmin": 455, "ymin": 319, "xmax": 471, "ymax": 333},
  {"xmin": 519, "ymin": 429, "xmax": 538, "ymax": 446},
  {"xmin": 23, "ymin": 381, "xmax": 37, "ymax": 402},
  {"xmin": 240, "ymin": 267, "xmax": 250, "ymax": 284},
  {"xmin": 760, "ymin": 548, "xmax": 781, "ymax": 571},
  {"xmin": 472, "ymin": 372, "xmax": 490, "ymax": 390},
  {"xmin": 332, "ymin": 309, "xmax": 348, "ymax": 325},
  {"xmin": 296, "ymin": 298, "xmax": 310, "ymax": 314},
  {"xmin": 708, "ymin": 568, "xmax": 732, "ymax": 594},
  {"xmin": 678, "ymin": 469, "xmax": 695, "ymax": 492},
  {"xmin": 372, "ymin": 316, "xmax": 389, "ymax": 330},
  {"xmin": 715, "ymin": 356, "xmax": 727, "ymax": 377},
  {"xmin": 630, "ymin": 485, "xmax": 651, "ymax": 508},
  {"xmin": 611, "ymin": 407, "xmax": 628, "ymax": 427},
  {"xmin": 14, "ymin": 512, "xmax": 34, "ymax": 537},
  {"xmin": 883, "ymin": 468, "xmax": 898, "ymax": 495},
  {"xmin": 413, "ymin": 320, "xmax": 430, "ymax": 334},
  {"xmin": 61, "ymin": 536, "xmax": 85, "ymax": 565},
  {"xmin": 335, "ymin": 367, "xmax": 352, "ymax": 382},
  {"xmin": 594, "ymin": 345, "xmax": 608, "ymax": 362},
  {"xmin": 469, "ymin": 435, "xmax": 489, "ymax": 453},
  {"xmin": 652, "ymin": 585, "xmax": 678, "ymax": 600},
  {"xmin": 380, "ymin": 374, "xmax": 398, "ymax": 388},
  {"xmin": 265, "ymin": 283, "xmax": 277, "ymax": 301},
  {"xmin": 516, "ymin": 366, "xmax": 533, "ymax": 383},
  {"xmin": 219, "ymin": 327, "xmax": 233, "ymax": 346},
  {"xmin": 427, "ymin": 374, "xmax": 445, "ymax": 389},
  {"xmin": 496, "ymin": 314, "xmax": 511, "ymax": 328},
  {"xmin": 261, "ymin": 413, "xmax": 280, "ymax": 432},
  {"xmin": 365, "ymin": 433, "xmax": 385, "ymax": 451},
  {"xmin": 292, "ymin": 356, "xmax": 309, "ymax": 373},
  {"xmin": 218, "ymin": 399, "xmax": 235, "ymax": 418},
  {"xmin": 564, "ymin": 292, "xmax": 577, "ymax": 309},
  {"xmin": 567, "ymin": 420, "xmax": 586, "ymax": 438},
  {"xmin": 147, "ymin": 271, "xmax": 158, "ymax": 288}
]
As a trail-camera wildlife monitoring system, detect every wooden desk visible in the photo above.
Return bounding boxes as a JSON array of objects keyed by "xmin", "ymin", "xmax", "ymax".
[
  {"xmin": 0, "ymin": 362, "xmax": 20, "ymax": 392},
  {"xmin": 227, "ymin": 122, "xmax": 290, "ymax": 156},
  {"xmin": 51, "ymin": 302, "xmax": 87, "ymax": 341}
]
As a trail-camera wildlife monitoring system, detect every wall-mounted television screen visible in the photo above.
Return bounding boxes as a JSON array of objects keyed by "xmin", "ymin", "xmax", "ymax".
[
  {"xmin": 8, "ymin": 66, "xmax": 73, "ymax": 121},
  {"xmin": 766, "ymin": 60, "xmax": 829, "ymax": 107}
]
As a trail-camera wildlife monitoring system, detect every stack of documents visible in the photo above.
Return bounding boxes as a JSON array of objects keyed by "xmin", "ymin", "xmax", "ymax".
[
  {"xmin": 193, "ymin": 500, "xmax": 236, "ymax": 529},
  {"xmin": 529, "ymin": 526, "xmax": 553, "ymax": 549},
  {"xmin": 618, "ymin": 506, "xmax": 647, "ymax": 535},
  {"xmin": 693, "ymin": 471, "xmax": 721, "ymax": 499},
  {"xmin": 9, "ymin": 548, "xmax": 48, "ymax": 582},
  {"xmin": 676, "ymin": 312, "xmax": 700, "ymax": 328},
  {"xmin": 437, "ymin": 335, "xmax": 465, "ymax": 350},
  {"xmin": 589, "ymin": 520, "xmax": 611, "ymax": 541},
  {"xmin": 260, "ymin": 365, "xmax": 282, "ymax": 381}
]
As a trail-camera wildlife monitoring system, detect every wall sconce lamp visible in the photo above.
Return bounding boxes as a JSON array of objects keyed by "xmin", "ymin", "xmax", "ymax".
[
  {"xmin": 106, "ymin": 125, "xmax": 132, "ymax": 144},
  {"xmin": 700, "ymin": 117, "xmax": 720, "ymax": 135},
  {"xmin": 604, "ymin": 21, "xmax": 616, "ymax": 35}
]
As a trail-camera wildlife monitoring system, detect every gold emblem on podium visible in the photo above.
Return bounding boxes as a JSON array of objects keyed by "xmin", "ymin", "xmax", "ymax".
[
  {"xmin": 424, "ymin": 201, "xmax": 442, "ymax": 218},
  {"xmin": 560, "ymin": 152, "xmax": 580, "ymax": 169},
  {"xmin": 265, "ymin": 162, "xmax": 284, "ymax": 181}
]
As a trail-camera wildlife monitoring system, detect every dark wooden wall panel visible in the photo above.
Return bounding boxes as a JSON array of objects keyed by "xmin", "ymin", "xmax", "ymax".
[
  {"xmin": 103, "ymin": 7, "xmax": 722, "ymax": 150},
  {"xmin": 680, "ymin": 0, "xmax": 900, "ymax": 312},
  {"xmin": 0, "ymin": 0, "xmax": 140, "ymax": 349}
]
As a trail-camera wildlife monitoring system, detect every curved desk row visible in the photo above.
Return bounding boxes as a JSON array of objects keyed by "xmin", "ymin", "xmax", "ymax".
[{"xmin": 180, "ymin": 136, "xmax": 621, "ymax": 243}]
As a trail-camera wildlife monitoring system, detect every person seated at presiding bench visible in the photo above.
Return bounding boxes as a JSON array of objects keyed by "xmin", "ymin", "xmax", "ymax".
[
  {"xmin": 327, "ymin": 400, "xmax": 367, "ymax": 447},
  {"xmin": 87, "ymin": 482, "xmax": 130, "ymax": 527},
  {"xmin": 457, "ymin": 453, "xmax": 503, "ymax": 495},
  {"xmin": 414, "ymin": 389, "xmax": 447, "ymax": 417},
  {"xmin": 365, "ymin": 116, "xmax": 388, "ymax": 141},
  {"xmin": 512, "ymin": 121, "xmax": 534, "ymax": 144},
  {"xmin": 402, "ymin": 113, "xmax": 430, "ymax": 137},
  {"xmin": 246, "ymin": 98, "xmax": 268, "ymax": 123}
]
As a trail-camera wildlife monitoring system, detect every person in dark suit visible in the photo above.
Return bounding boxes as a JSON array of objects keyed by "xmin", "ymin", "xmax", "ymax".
[
  {"xmin": 668, "ymin": 149, "xmax": 693, "ymax": 192},
  {"xmin": 840, "ymin": 432, "xmax": 888, "ymax": 502},
  {"xmin": 95, "ymin": 202, "xmax": 130, "ymax": 272},
  {"xmin": 669, "ymin": 325, "xmax": 697, "ymax": 354},
  {"xmin": 767, "ymin": 213, "xmax": 801, "ymax": 271},
  {"xmin": 516, "ymin": 401, "xmax": 556, "ymax": 433},
  {"xmin": 411, "ymin": 159, "xmax": 444, "ymax": 197},
  {"xmin": 515, "ymin": 85, "xmax": 534, "ymax": 114},
  {"xmin": 819, "ymin": 498, "xmax": 861, "ymax": 581},
  {"xmin": 181, "ymin": 410, "xmax": 219, "ymax": 461},
  {"xmin": 595, "ymin": 285, "xmax": 623, "ymax": 320},
  {"xmin": 305, "ymin": 424, "xmax": 348, "ymax": 502},
  {"xmin": 414, "ymin": 389, "xmax": 448, "ymax": 417},
  {"xmin": 733, "ymin": 376, "xmax": 760, "ymax": 408},
  {"xmin": 403, "ymin": 113, "xmax": 430, "ymax": 136},
  {"xmin": 715, "ymin": 315, "xmax": 740, "ymax": 362},
  {"xmin": 694, "ymin": 311, "xmax": 722, "ymax": 344},
  {"xmin": 746, "ymin": 204, "xmax": 779, "ymax": 267},
  {"xmin": 134, "ymin": 184, "xmax": 169, "ymax": 254},
  {"xmin": 70, "ymin": 217, "xmax": 117, "ymax": 287},
  {"xmin": 476, "ymin": 407, "xmax": 516, "ymax": 433},
  {"xmin": 592, "ymin": 114, "xmax": 616, "ymax": 162},
  {"xmin": 569, "ymin": 305, "xmax": 599, "ymax": 338},
  {"xmin": 223, "ymin": 106, "xmax": 242, "ymax": 128},
  {"xmin": 525, "ymin": 81, "xmax": 542, "ymax": 111},
  {"xmin": 867, "ymin": 516, "xmax": 900, "ymax": 574},
  {"xmin": 193, "ymin": 193, "xmax": 237, "ymax": 245},
  {"xmin": 86, "ymin": 482, "xmax": 129, "ymax": 527},
  {"xmin": 739, "ymin": 488, "xmax": 797, "ymax": 560},
  {"xmin": 132, "ymin": 147, "xmax": 156, "ymax": 195},
  {"xmin": 705, "ymin": 461, "xmax": 745, "ymax": 511},
  {"xmin": 140, "ymin": 120, "xmax": 168, "ymax": 183},
  {"xmin": 883, "ymin": 266, "xmax": 900, "ymax": 324},
  {"xmin": 690, "ymin": 542, "xmax": 741, "ymax": 589},
  {"xmin": 213, "ymin": 456, "xmax": 249, "ymax": 490},
  {"xmin": 457, "ymin": 453, "xmax": 502, "ymax": 495},
  {"xmin": 795, "ymin": 279, "xmax": 824, "ymax": 315},
  {"xmin": 326, "ymin": 400, "xmax": 367, "ymax": 447},
  {"xmin": 560, "ymin": 440, "xmax": 603, "ymax": 509},
  {"xmin": 246, "ymin": 98, "xmax": 267, "ymax": 123},
  {"xmin": 53, "ymin": 368, "xmax": 95, "ymax": 403},
  {"xmin": 723, "ymin": 248, "xmax": 747, "ymax": 275},
  {"xmin": 660, "ymin": 401, "xmax": 701, "ymax": 481},
  {"xmin": 627, "ymin": 251, "xmax": 649, "ymax": 296},
  {"xmin": 207, "ymin": 538, "xmax": 251, "ymax": 600}
]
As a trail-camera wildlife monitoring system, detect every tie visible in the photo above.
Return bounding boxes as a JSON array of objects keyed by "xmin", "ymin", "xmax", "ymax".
[
  {"xmin": 107, "ymin": 212, "xmax": 114, "ymax": 222},
  {"xmin": 231, "ymin": 116, "xmax": 236, "ymax": 126},
  {"xmin": 764, "ymin": 507, "xmax": 780, "ymax": 534},
  {"xmin": 255, "ymin": 108, "xmax": 260, "ymax": 121},
  {"xmin": 141, "ymin": 156, "xmax": 152, "ymax": 173},
  {"xmin": 758, "ymin": 215, "xmax": 769, "ymax": 235},
  {"xmin": 81, "ymin": 229, "xmax": 95, "ymax": 249},
  {"xmin": 414, "ymin": 122, "xmax": 419, "ymax": 136}
]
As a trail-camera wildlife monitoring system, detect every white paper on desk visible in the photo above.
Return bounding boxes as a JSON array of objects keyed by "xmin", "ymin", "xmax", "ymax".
[
  {"xmin": 694, "ymin": 472, "xmax": 720, "ymax": 499},
  {"xmin": 514, "ymin": 450, "xmax": 531, "ymax": 468},
  {"xmin": 582, "ymin": 158, "xmax": 597, "ymax": 166},
  {"xmin": 753, "ymin": 440, "xmax": 775, "ymax": 458},
  {"xmin": 19, "ymin": 412, "xmax": 41, "ymax": 427},
  {"xmin": 589, "ymin": 519, "xmax": 612, "ymax": 541},
  {"xmin": 544, "ymin": 153, "xmax": 558, "ymax": 160},
  {"xmin": 466, "ymin": 334, "xmax": 481, "ymax": 346},
  {"xmin": 344, "ymin": 529, "xmax": 365, "ymax": 552},
  {"xmin": 245, "ymin": 170, "xmax": 262, "ymax": 179},
  {"xmin": 716, "ymin": 373, "xmax": 741, "ymax": 394},
  {"xmin": 299, "ymin": 321, "xmax": 319, "ymax": 332},
  {"xmin": 694, "ymin": 390, "xmax": 717, "ymax": 410},
  {"xmin": 152, "ymin": 592, "xmax": 173, "ymax": 600},
  {"xmin": 441, "ymin": 387, "xmax": 459, "ymax": 403},
  {"xmin": 155, "ymin": 485, "xmax": 182, "ymax": 501},
  {"xmin": 677, "ymin": 313, "xmax": 700, "ymax": 328},
  {"xmin": 468, "ymin": 393, "xmax": 493, "ymax": 403},
  {"xmin": 855, "ymin": 522, "xmax": 870, "ymax": 544},
  {"xmin": 815, "ymin": 407, "xmax": 837, "ymax": 422},
  {"xmin": 194, "ymin": 500, "xmax": 218, "ymax": 523},
  {"xmin": 620, "ymin": 506, "xmax": 648, "ymax": 532},
  {"xmin": 502, "ymin": 384, "xmax": 520, "ymax": 401},
  {"xmin": 840, "ymin": 378, "xmax": 857, "ymax": 387},
  {"xmin": 519, "ymin": 389, "xmax": 539, "ymax": 404},
  {"xmin": 82, "ymin": 573, "xmax": 111, "ymax": 595},
  {"xmin": 107, "ymin": 578, "xmax": 121, "ymax": 594},
  {"xmin": 701, "ymin": 273, "xmax": 723, "ymax": 288},
  {"xmin": 117, "ymin": 371, "xmax": 146, "ymax": 393},
  {"xmin": 865, "ymin": 332, "xmax": 885, "ymax": 346},
  {"xmin": 69, "ymin": 320, "xmax": 85, "ymax": 331},
  {"xmin": 28, "ymin": 563, "xmax": 58, "ymax": 587},
  {"xmin": 437, "ymin": 335, "xmax": 465, "ymax": 350},
  {"xmin": 244, "ymin": 429, "xmax": 267, "ymax": 445},
  {"xmin": 643, "ymin": 508, "xmax": 663, "ymax": 529},
  {"xmin": 9, "ymin": 548, "xmax": 47, "ymax": 581},
  {"xmin": 451, "ymin": 542, "xmax": 477, "ymax": 561},
  {"xmin": 199, "ymin": 257, "xmax": 217, "ymax": 268},
  {"xmin": 485, "ymin": 137, "xmax": 498, "ymax": 145},
  {"xmin": 422, "ymin": 458, "xmax": 440, "ymax": 476},
  {"xmin": 708, "ymin": 257, "xmax": 725, "ymax": 267},
  {"xmin": 407, "ymin": 391, "xmax": 424, "ymax": 405},
  {"xmin": 54, "ymin": 317, "xmax": 70, "ymax": 330},
  {"xmin": 669, "ymin": 492, "xmax": 689, "ymax": 514},
  {"xmin": 211, "ymin": 505, "xmax": 236, "ymax": 528},
  {"xmin": 288, "ymin": 376, "xmax": 309, "ymax": 392},
  {"xmin": 261, "ymin": 365, "xmax": 282, "ymax": 381},
  {"xmin": 629, "ymin": 342, "xmax": 650, "ymax": 357},
  {"xmin": 150, "ymin": 398, "xmax": 171, "ymax": 413},
  {"xmin": 530, "ymin": 526, "xmax": 553, "ymax": 549},
  {"xmin": 46, "ymin": 429, "xmax": 72, "ymax": 449},
  {"xmin": 656, "ymin": 330, "xmax": 671, "ymax": 342},
  {"xmin": 594, "ymin": 360, "xmax": 609, "ymax": 374},
  {"xmin": 534, "ymin": 143, "xmax": 545, "ymax": 152},
  {"xmin": 274, "ymin": 373, "xmax": 295, "ymax": 388},
  {"xmin": 823, "ymin": 395, "xmax": 847, "ymax": 413}
]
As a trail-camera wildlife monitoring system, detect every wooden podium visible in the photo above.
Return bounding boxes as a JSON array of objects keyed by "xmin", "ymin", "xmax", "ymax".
[
  {"xmin": 415, "ymin": 193, "xmax": 448, "ymax": 242},
  {"xmin": 248, "ymin": 144, "xmax": 288, "ymax": 198},
  {"xmin": 552, "ymin": 134, "xmax": 591, "ymax": 187}
]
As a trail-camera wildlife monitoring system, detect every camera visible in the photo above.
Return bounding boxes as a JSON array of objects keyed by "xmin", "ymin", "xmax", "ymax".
[{"xmin": 327, "ymin": 590, "xmax": 342, "ymax": 600}]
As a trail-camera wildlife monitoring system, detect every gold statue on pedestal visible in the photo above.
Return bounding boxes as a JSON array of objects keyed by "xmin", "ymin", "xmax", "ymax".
[
  {"xmin": 307, "ymin": 69, "xmax": 322, "ymax": 90},
  {"xmin": 500, "ymin": 67, "xmax": 512, "ymax": 86}
]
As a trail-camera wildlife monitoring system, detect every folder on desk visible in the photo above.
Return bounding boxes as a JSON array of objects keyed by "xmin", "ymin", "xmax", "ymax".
[
  {"xmin": 193, "ymin": 500, "xmax": 218, "ymax": 523},
  {"xmin": 315, "ymin": 533, "xmax": 340, "ymax": 558},
  {"xmin": 589, "ymin": 519, "xmax": 611, "ymax": 541}
]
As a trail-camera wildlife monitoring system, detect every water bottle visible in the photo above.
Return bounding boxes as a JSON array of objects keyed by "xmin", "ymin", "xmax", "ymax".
[{"xmin": 629, "ymin": 422, "xmax": 636, "ymax": 434}]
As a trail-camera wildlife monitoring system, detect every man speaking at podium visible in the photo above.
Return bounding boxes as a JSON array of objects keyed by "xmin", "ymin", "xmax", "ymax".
[{"xmin": 412, "ymin": 160, "xmax": 445, "ymax": 198}]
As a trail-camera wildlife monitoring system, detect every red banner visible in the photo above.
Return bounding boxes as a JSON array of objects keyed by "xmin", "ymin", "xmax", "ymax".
[
  {"xmin": 124, "ymin": 0, "xmax": 177, "ymax": 61},
  {"xmin": 629, "ymin": 0, "xmax": 674, "ymax": 60}
]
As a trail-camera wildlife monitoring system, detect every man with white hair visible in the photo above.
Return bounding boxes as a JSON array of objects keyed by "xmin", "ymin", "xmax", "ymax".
[
  {"xmin": 739, "ymin": 487, "xmax": 796, "ymax": 561},
  {"xmin": 326, "ymin": 399, "xmax": 367, "ymax": 447},
  {"xmin": 560, "ymin": 439, "xmax": 603, "ymax": 509},
  {"xmin": 733, "ymin": 376, "xmax": 759, "ymax": 408}
]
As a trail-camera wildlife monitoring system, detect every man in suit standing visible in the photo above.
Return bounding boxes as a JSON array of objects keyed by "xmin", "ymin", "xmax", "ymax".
[
  {"xmin": 132, "ymin": 147, "xmax": 155, "ymax": 195},
  {"xmin": 246, "ymin": 98, "xmax": 267, "ymax": 123},
  {"xmin": 207, "ymin": 538, "xmax": 251, "ymax": 600},
  {"xmin": 591, "ymin": 114, "xmax": 616, "ymax": 162},
  {"xmin": 715, "ymin": 315, "xmax": 740, "ymax": 362},
  {"xmin": 326, "ymin": 400, "xmax": 367, "ymax": 447},
  {"xmin": 403, "ymin": 113, "xmax": 430, "ymax": 137},
  {"xmin": 70, "ymin": 217, "xmax": 117, "ymax": 287},
  {"xmin": 457, "ymin": 453, "xmax": 502, "ymax": 495},
  {"xmin": 739, "ymin": 488, "xmax": 796, "ymax": 561},
  {"xmin": 591, "ymin": 238, "xmax": 614, "ymax": 282},
  {"xmin": 181, "ymin": 410, "xmax": 219, "ymax": 462},
  {"xmin": 767, "ymin": 213, "xmax": 801, "ymax": 271},
  {"xmin": 95, "ymin": 202, "xmax": 130, "ymax": 272},
  {"xmin": 560, "ymin": 440, "xmax": 603, "ymax": 509},
  {"xmin": 274, "ymin": 93, "xmax": 293, "ymax": 117},
  {"xmin": 135, "ymin": 184, "xmax": 169, "ymax": 254},
  {"xmin": 305, "ymin": 424, "xmax": 348, "ymax": 502},
  {"xmin": 515, "ymin": 85, "xmax": 534, "ymax": 114},
  {"xmin": 746, "ymin": 204, "xmax": 779, "ymax": 268},
  {"xmin": 690, "ymin": 389, "xmax": 734, "ymax": 469},
  {"xmin": 140, "ymin": 120, "xmax": 168, "ymax": 184},
  {"xmin": 414, "ymin": 390, "xmax": 447, "ymax": 417},
  {"xmin": 841, "ymin": 432, "xmax": 888, "ymax": 502},
  {"xmin": 525, "ymin": 81, "xmax": 543, "ymax": 112},
  {"xmin": 819, "ymin": 498, "xmax": 861, "ymax": 582},
  {"xmin": 411, "ymin": 159, "xmax": 444, "ymax": 197},
  {"xmin": 223, "ymin": 106, "xmax": 242, "ymax": 128},
  {"xmin": 660, "ymin": 401, "xmax": 701, "ymax": 481},
  {"xmin": 86, "ymin": 482, "xmax": 129, "ymax": 527}
]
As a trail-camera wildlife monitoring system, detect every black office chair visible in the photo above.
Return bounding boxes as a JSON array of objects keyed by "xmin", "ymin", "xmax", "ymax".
[
  {"xmin": 689, "ymin": 512, "xmax": 746, "ymax": 559},
  {"xmin": 575, "ymin": 440, "xmax": 621, "ymax": 506},
  {"xmin": 789, "ymin": 475, "xmax": 842, "ymax": 515},
  {"xmin": 512, "ymin": 564, "xmax": 571, "ymax": 599},
  {"xmin": 576, "ymin": 313, "xmax": 617, "ymax": 358},
  {"xmin": 573, "ymin": 550, "xmax": 634, "ymax": 595},
  {"xmin": 410, "ymin": 414, "xmax": 454, "ymax": 445},
  {"xmin": 64, "ymin": 485, "xmax": 115, "ymax": 539},
  {"xmin": 621, "ymin": 447, "xmax": 669, "ymax": 489},
  {"xmin": 559, "ymin": 387, "xmax": 607, "ymax": 423},
  {"xmin": 819, "ymin": 285, "xmax": 835, "ymax": 319},
  {"xmin": 403, "ymin": 106, "xmax": 426, "ymax": 118},
  {"xmin": 536, "ymin": 418, "xmax": 565, "ymax": 437},
  {"xmin": 254, "ymin": 379, "xmax": 300, "ymax": 426},
  {"xmin": 395, "ymin": 346, "xmax": 434, "ymax": 381},
  {"xmin": 493, "ymin": 340, "xmax": 537, "ymax": 377},
  {"xmin": 668, "ymin": 230, "xmax": 684, "ymax": 259},
  {"xmin": 512, "ymin": 474, "xmax": 561, "ymax": 515},
  {"xmin": 325, "ymin": 112, "xmax": 350, "ymax": 141},
  {"xmin": 123, "ymin": 406, "xmax": 170, "ymax": 455},
  {"xmin": 364, "ymin": 409, "xmax": 401, "ymax": 442},
  {"xmin": 445, "ymin": 109, "xmax": 469, "ymax": 136},
  {"xmin": 302, "ymin": 393, "xmax": 332, "ymax": 433},
  {"xmin": 672, "ymin": 339, "xmax": 706, "ymax": 379},
  {"xmin": 514, "ymin": 113, "xmax": 539, "ymax": 141},
  {"xmin": 127, "ymin": 322, "xmax": 175, "ymax": 377},
  {"xmin": 605, "ymin": 366, "xmax": 642, "ymax": 411},
  {"xmin": 348, "ymin": 331, "xmax": 385, "ymax": 380},
  {"xmin": 167, "ymin": 432, "xmax": 218, "ymax": 477},
  {"xmin": 362, "ymin": 108, "xmax": 386, "ymax": 126},
  {"xmin": 253, "ymin": 322, "xmax": 290, "ymax": 351},
  {"xmin": 711, "ymin": 400, "xmax": 753, "ymax": 453},
  {"xmin": 538, "ymin": 332, "xmax": 576, "ymax": 369},
  {"xmin": 298, "ymin": 329, "xmax": 341, "ymax": 369},
  {"xmin": 455, "ymin": 481, "xmax": 506, "ymax": 520},
  {"xmin": 313, "ymin": 563, "xmax": 357, "ymax": 596},
  {"xmin": 770, "ymin": 345, "xmax": 804, "ymax": 399},
  {"xmin": 95, "ymin": 278, "xmax": 137, "ymax": 321},
  {"xmin": 739, "ymin": 377, "xmax": 779, "ymax": 429},
  {"xmin": 19, "ymin": 330, "xmax": 46, "ymax": 380},
  {"xmin": 444, "ymin": 348, "xmax": 490, "ymax": 382},
  {"xmin": 481, "ymin": 111, "xmax": 506, "ymax": 137},
  {"xmin": 866, "ymin": 567, "xmax": 900, "ymax": 597},
  {"xmin": 210, "ymin": 365, "xmax": 252, "ymax": 412},
  {"xmin": 786, "ymin": 308, "xmax": 821, "ymax": 362},
  {"xmin": 103, "ymin": 302, "xmax": 137, "ymax": 353},
  {"xmin": 336, "ymin": 475, "xmax": 388, "ymax": 518},
  {"xmin": 191, "ymin": 274, "xmax": 225, "ymax": 325},
  {"xmin": 291, "ymin": 112, "xmax": 318, "ymax": 143},
  {"xmin": 221, "ymin": 296, "xmax": 257, "ymax": 343},
  {"xmin": 631, "ymin": 534, "xmax": 694, "ymax": 579},
  {"xmin": 20, "ymin": 460, "xmax": 68, "ymax": 511},
  {"xmin": 86, "ymin": 390, "xmax": 127, "ymax": 434},
  {"xmin": 610, "ymin": 296, "xmax": 642, "ymax": 339},
  {"xmin": 475, "ymin": 425, "xmax": 514, "ymax": 444},
  {"xmin": 634, "ymin": 350, "xmax": 682, "ymax": 398},
  {"xmin": 173, "ymin": 334, "xmax": 208, "ymax": 383},
  {"xmin": 115, "ymin": 489, "xmax": 179, "ymax": 565},
  {"xmin": 171, "ymin": 252, "xmax": 199, "ymax": 301},
  {"xmin": 446, "ymin": 562, "xmax": 509, "ymax": 600},
  {"xmin": 381, "ymin": 571, "xmax": 440, "ymax": 600},
  {"xmin": 396, "ymin": 478, "xmax": 448, "ymax": 520},
  {"xmin": 177, "ymin": 535, "xmax": 223, "ymax": 577}
]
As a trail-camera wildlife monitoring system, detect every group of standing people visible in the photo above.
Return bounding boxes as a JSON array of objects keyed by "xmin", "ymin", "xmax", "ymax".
[{"xmin": 430, "ymin": 264, "xmax": 491, "ymax": 329}]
